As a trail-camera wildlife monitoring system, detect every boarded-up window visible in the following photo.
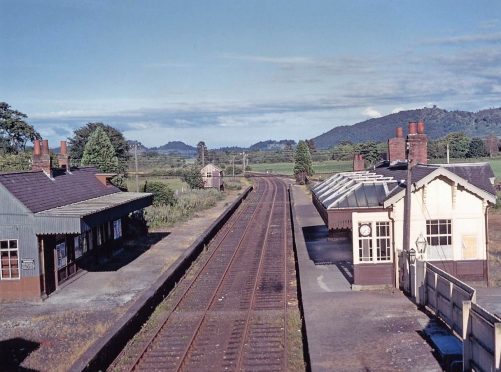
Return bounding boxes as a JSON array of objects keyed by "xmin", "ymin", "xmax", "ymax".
[{"xmin": 462, "ymin": 235, "xmax": 477, "ymax": 259}]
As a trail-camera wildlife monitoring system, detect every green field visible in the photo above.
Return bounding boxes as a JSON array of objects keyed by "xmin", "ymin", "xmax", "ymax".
[
  {"xmin": 249, "ymin": 158, "xmax": 501, "ymax": 180},
  {"xmin": 249, "ymin": 160, "xmax": 352, "ymax": 175},
  {"xmin": 126, "ymin": 176, "xmax": 188, "ymax": 192}
]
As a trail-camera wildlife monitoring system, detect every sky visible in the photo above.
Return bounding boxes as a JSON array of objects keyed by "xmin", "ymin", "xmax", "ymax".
[{"xmin": 1, "ymin": 1, "xmax": 501, "ymax": 148}]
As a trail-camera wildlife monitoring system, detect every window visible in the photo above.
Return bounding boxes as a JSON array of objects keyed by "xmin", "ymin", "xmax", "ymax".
[
  {"xmin": 376, "ymin": 222, "xmax": 391, "ymax": 261},
  {"xmin": 426, "ymin": 219, "xmax": 453, "ymax": 260},
  {"xmin": 358, "ymin": 223, "xmax": 373, "ymax": 262},
  {"xmin": 74, "ymin": 236, "xmax": 83, "ymax": 259},
  {"xmin": 113, "ymin": 220, "xmax": 122, "ymax": 240},
  {"xmin": 1, "ymin": 239, "xmax": 19, "ymax": 280},
  {"xmin": 206, "ymin": 172, "xmax": 212, "ymax": 178},
  {"xmin": 56, "ymin": 241, "xmax": 67, "ymax": 269}
]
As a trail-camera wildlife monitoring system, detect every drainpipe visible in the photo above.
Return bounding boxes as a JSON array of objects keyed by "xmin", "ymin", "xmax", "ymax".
[
  {"xmin": 485, "ymin": 203, "xmax": 491, "ymax": 287},
  {"xmin": 388, "ymin": 207, "xmax": 398, "ymax": 288}
]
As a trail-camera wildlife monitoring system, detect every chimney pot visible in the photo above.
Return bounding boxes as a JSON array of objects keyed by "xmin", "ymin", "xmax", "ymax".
[
  {"xmin": 396, "ymin": 127, "xmax": 403, "ymax": 138},
  {"xmin": 41, "ymin": 139, "xmax": 49, "ymax": 155},
  {"xmin": 33, "ymin": 139, "xmax": 41, "ymax": 156},
  {"xmin": 417, "ymin": 120, "xmax": 425, "ymax": 134},
  {"xmin": 408, "ymin": 122, "xmax": 417, "ymax": 135},
  {"xmin": 60, "ymin": 141, "xmax": 67, "ymax": 155}
]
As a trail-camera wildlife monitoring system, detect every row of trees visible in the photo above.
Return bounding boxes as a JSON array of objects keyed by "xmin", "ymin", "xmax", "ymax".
[{"xmin": 330, "ymin": 132, "xmax": 500, "ymax": 165}]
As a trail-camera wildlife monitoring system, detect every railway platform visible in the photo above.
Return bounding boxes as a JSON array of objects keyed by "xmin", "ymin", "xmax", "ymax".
[{"xmin": 291, "ymin": 185, "xmax": 443, "ymax": 372}]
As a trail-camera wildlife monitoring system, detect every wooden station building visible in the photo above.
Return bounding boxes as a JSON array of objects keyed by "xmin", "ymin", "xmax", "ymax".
[{"xmin": 0, "ymin": 139, "xmax": 152, "ymax": 300}]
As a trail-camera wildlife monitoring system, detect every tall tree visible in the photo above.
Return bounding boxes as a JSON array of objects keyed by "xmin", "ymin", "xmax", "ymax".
[
  {"xmin": 0, "ymin": 102, "xmax": 41, "ymax": 154},
  {"xmin": 294, "ymin": 140, "xmax": 314, "ymax": 184},
  {"xmin": 68, "ymin": 122, "xmax": 129, "ymax": 173},
  {"xmin": 305, "ymin": 139, "xmax": 316, "ymax": 153},
  {"xmin": 445, "ymin": 132, "xmax": 470, "ymax": 158},
  {"xmin": 197, "ymin": 141, "xmax": 209, "ymax": 166},
  {"xmin": 80, "ymin": 127, "xmax": 119, "ymax": 173},
  {"xmin": 467, "ymin": 137, "xmax": 489, "ymax": 158}
]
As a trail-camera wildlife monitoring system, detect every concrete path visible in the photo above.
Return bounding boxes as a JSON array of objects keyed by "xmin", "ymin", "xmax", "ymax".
[
  {"xmin": 476, "ymin": 287, "xmax": 501, "ymax": 317},
  {"xmin": 291, "ymin": 185, "xmax": 442, "ymax": 372}
]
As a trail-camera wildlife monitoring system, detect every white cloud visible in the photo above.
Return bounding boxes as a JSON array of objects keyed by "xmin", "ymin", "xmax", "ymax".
[
  {"xmin": 362, "ymin": 107, "xmax": 382, "ymax": 118},
  {"xmin": 391, "ymin": 107, "xmax": 405, "ymax": 114}
]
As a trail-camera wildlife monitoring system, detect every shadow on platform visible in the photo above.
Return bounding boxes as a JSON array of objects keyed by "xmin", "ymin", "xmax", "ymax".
[
  {"xmin": 0, "ymin": 338, "xmax": 40, "ymax": 371},
  {"xmin": 302, "ymin": 225, "xmax": 354, "ymax": 283}
]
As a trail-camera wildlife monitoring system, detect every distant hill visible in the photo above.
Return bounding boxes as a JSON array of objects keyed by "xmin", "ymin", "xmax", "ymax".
[
  {"xmin": 150, "ymin": 141, "xmax": 197, "ymax": 155},
  {"xmin": 249, "ymin": 139, "xmax": 296, "ymax": 151},
  {"xmin": 126, "ymin": 140, "xmax": 149, "ymax": 153},
  {"xmin": 313, "ymin": 106, "xmax": 501, "ymax": 149}
]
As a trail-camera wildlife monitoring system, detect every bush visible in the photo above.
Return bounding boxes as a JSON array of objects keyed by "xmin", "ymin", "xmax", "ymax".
[
  {"xmin": 143, "ymin": 180, "xmax": 176, "ymax": 206},
  {"xmin": 183, "ymin": 166, "xmax": 204, "ymax": 189},
  {"xmin": 224, "ymin": 181, "xmax": 242, "ymax": 190},
  {"xmin": 144, "ymin": 189, "xmax": 223, "ymax": 228}
]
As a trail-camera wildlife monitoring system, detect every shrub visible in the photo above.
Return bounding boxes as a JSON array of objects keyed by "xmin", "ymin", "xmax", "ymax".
[
  {"xmin": 224, "ymin": 181, "xmax": 242, "ymax": 190},
  {"xmin": 144, "ymin": 189, "xmax": 223, "ymax": 228},
  {"xmin": 183, "ymin": 166, "xmax": 204, "ymax": 189},
  {"xmin": 143, "ymin": 180, "xmax": 176, "ymax": 206}
]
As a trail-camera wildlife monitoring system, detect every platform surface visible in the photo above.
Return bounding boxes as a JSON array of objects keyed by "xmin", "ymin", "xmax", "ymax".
[{"xmin": 292, "ymin": 185, "xmax": 442, "ymax": 372}]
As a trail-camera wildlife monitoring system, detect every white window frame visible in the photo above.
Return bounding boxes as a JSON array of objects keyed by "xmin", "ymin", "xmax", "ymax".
[
  {"xmin": 358, "ymin": 223, "xmax": 373, "ymax": 262},
  {"xmin": 376, "ymin": 222, "xmax": 391, "ymax": 262},
  {"xmin": 0, "ymin": 239, "xmax": 20, "ymax": 280},
  {"xmin": 426, "ymin": 219, "xmax": 453, "ymax": 260}
]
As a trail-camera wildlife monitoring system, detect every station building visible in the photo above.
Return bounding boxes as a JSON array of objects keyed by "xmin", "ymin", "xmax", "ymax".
[
  {"xmin": 0, "ymin": 140, "xmax": 152, "ymax": 300},
  {"xmin": 312, "ymin": 122, "xmax": 497, "ymax": 288}
]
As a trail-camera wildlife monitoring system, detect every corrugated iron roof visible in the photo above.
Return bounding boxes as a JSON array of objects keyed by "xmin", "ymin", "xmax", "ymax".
[{"xmin": 35, "ymin": 192, "xmax": 152, "ymax": 218}]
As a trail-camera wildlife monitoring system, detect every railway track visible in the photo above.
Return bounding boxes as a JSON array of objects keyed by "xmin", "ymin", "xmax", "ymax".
[{"xmin": 111, "ymin": 176, "xmax": 299, "ymax": 371}]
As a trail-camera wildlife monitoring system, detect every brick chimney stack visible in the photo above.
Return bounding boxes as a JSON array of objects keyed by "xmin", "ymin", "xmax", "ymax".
[
  {"xmin": 388, "ymin": 127, "xmax": 406, "ymax": 162},
  {"xmin": 57, "ymin": 140, "xmax": 70, "ymax": 171},
  {"xmin": 32, "ymin": 139, "xmax": 53, "ymax": 176},
  {"xmin": 353, "ymin": 154, "xmax": 365, "ymax": 171},
  {"xmin": 407, "ymin": 120, "xmax": 428, "ymax": 165}
]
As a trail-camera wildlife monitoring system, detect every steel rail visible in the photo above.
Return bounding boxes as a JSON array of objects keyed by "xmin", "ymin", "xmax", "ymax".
[
  {"xmin": 173, "ymin": 177, "xmax": 277, "ymax": 371},
  {"xmin": 129, "ymin": 180, "xmax": 269, "ymax": 371},
  {"xmin": 127, "ymin": 179, "xmax": 268, "ymax": 371},
  {"xmin": 233, "ymin": 177, "xmax": 283, "ymax": 371}
]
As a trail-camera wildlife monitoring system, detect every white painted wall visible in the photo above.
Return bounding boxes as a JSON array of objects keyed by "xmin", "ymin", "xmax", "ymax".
[{"xmin": 352, "ymin": 175, "xmax": 488, "ymax": 264}]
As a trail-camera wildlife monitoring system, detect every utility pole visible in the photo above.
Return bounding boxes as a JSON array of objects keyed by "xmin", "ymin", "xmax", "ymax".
[
  {"xmin": 134, "ymin": 143, "xmax": 139, "ymax": 192},
  {"xmin": 202, "ymin": 148, "xmax": 205, "ymax": 168},
  {"xmin": 242, "ymin": 152, "xmax": 246, "ymax": 175},
  {"xmin": 446, "ymin": 143, "xmax": 450, "ymax": 164},
  {"xmin": 232, "ymin": 155, "xmax": 235, "ymax": 179}
]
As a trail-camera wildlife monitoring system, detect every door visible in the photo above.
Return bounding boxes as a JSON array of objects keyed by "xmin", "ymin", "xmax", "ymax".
[{"xmin": 42, "ymin": 237, "xmax": 56, "ymax": 295}]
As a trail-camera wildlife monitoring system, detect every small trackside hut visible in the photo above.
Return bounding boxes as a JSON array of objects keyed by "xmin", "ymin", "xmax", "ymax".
[
  {"xmin": 201, "ymin": 163, "xmax": 224, "ymax": 191},
  {"xmin": 311, "ymin": 122, "xmax": 497, "ymax": 289},
  {"xmin": 0, "ymin": 139, "xmax": 153, "ymax": 300}
]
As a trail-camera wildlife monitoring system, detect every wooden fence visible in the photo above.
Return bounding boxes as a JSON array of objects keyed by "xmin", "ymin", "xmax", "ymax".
[
  {"xmin": 462, "ymin": 301, "xmax": 501, "ymax": 371},
  {"xmin": 424, "ymin": 263, "xmax": 476, "ymax": 336}
]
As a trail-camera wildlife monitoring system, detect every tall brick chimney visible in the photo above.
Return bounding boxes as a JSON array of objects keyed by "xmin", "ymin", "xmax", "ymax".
[
  {"xmin": 32, "ymin": 139, "xmax": 53, "ymax": 177},
  {"xmin": 388, "ymin": 127, "xmax": 406, "ymax": 162},
  {"xmin": 407, "ymin": 120, "xmax": 428, "ymax": 165},
  {"xmin": 57, "ymin": 140, "xmax": 70, "ymax": 171},
  {"xmin": 353, "ymin": 154, "xmax": 365, "ymax": 171}
]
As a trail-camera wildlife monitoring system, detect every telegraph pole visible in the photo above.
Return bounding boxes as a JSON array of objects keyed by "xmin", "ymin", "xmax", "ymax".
[
  {"xmin": 134, "ymin": 143, "xmax": 139, "ymax": 192},
  {"xmin": 232, "ymin": 155, "xmax": 235, "ymax": 179},
  {"xmin": 403, "ymin": 141, "xmax": 412, "ymax": 253}
]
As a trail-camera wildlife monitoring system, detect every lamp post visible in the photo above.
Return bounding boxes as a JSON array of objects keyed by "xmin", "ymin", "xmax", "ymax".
[{"xmin": 409, "ymin": 248, "xmax": 416, "ymax": 264}]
